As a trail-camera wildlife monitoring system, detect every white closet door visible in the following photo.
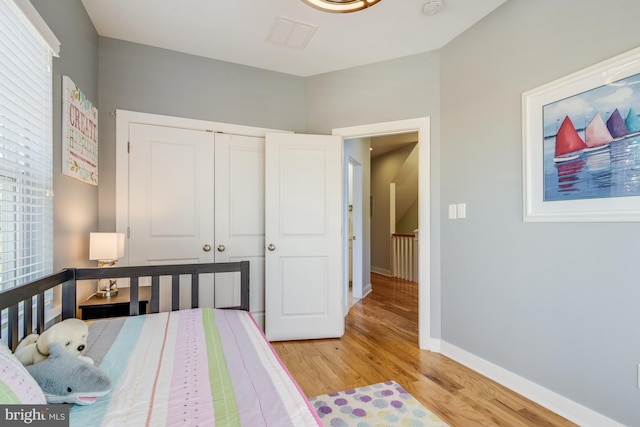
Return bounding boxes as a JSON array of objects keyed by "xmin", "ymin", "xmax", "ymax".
[
  {"xmin": 264, "ymin": 133, "xmax": 344, "ymax": 341},
  {"xmin": 214, "ymin": 133, "xmax": 266, "ymax": 329},
  {"xmin": 128, "ymin": 124, "xmax": 215, "ymax": 311}
]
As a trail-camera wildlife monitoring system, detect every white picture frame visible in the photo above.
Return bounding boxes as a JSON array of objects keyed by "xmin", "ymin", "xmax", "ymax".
[{"xmin": 522, "ymin": 47, "xmax": 640, "ymax": 222}]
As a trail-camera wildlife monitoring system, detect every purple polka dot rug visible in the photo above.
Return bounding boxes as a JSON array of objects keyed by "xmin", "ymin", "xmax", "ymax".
[{"xmin": 308, "ymin": 380, "xmax": 448, "ymax": 427}]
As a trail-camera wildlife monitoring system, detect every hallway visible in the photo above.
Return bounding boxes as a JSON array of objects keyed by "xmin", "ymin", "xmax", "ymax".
[{"xmin": 272, "ymin": 274, "xmax": 576, "ymax": 426}]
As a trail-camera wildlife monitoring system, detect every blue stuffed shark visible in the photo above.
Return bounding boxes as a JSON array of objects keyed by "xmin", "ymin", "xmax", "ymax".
[{"xmin": 26, "ymin": 342, "xmax": 112, "ymax": 405}]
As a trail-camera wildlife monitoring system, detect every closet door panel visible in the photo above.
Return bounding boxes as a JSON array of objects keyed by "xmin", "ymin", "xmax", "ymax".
[
  {"xmin": 128, "ymin": 124, "xmax": 215, "ymax": 311},
  {"xmin": 214, "ymin": 133, "xmax": 266, "ymax": 329}
]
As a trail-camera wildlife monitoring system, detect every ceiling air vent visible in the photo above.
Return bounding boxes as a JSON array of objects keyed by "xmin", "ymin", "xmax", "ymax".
[{"xmin": 266, "ymin": 17, "xmax": 317, "ymax": 50}]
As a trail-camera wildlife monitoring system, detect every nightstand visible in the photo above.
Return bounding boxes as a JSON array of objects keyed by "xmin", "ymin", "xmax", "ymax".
[{"xmin": 79, "ymin": 287, "xmax": 151, "ymax": 320}]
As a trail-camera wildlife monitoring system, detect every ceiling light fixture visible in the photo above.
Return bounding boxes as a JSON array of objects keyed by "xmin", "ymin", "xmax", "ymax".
[
  {"xmin": 301, "ymin": 0, "xmax": 382, "ymax": 14},
  {"xmin": 423, "ymin": 0, "xmax": 443, "ymax": 15}
]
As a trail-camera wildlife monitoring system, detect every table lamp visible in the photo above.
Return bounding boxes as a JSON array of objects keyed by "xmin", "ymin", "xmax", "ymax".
[{"xmin": 89, "ymin": 232, "xmax": 125, "ymax": 298}]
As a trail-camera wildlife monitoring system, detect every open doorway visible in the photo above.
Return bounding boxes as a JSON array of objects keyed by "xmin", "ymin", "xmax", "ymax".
[
  {"xmin": 344, "ymin": 157, "xmax": 364, "ymax": 313},
  {"xmin": 370, "ymin": 132, "xmax": 418, "ymax": 279},
  {"xmin": 334, "ymin": 117, "xmax": 432, "ymax": 350},
  {"xmin": 343, "ymin": 152, "xmax": 362, "ymax": 316}
]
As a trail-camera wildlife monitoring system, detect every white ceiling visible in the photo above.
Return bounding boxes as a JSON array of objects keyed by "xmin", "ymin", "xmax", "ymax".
[{"xmin": 80, "ymin": 0, "xmax": 508, "ymax": 77}]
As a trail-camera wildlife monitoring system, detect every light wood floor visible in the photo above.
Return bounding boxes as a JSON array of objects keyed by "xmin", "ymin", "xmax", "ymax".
[{"xmin": 272, "ymin": 273, "xmax": 577, "ymax": 426}]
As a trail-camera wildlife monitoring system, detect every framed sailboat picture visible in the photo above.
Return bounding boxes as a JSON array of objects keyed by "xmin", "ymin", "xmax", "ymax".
[{"xmin": 522, "ymin": 46, "xmax": 640, "ymax": 222}]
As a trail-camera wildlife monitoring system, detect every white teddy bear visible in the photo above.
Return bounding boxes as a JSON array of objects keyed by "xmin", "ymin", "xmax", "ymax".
[{"xmin": 14, "ymin": 318, "xmax": 94, "ymax": 366}]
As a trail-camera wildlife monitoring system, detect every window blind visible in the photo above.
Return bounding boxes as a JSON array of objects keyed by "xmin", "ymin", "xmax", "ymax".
[{"xmin": 0, "ymin": 0, "xmax": 54, "ymax": 292}]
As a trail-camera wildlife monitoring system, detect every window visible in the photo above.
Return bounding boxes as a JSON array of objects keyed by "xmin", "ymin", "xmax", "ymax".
[{"xmin": 0, "ymin": 0, "xmax": 59, "ymax": 293}]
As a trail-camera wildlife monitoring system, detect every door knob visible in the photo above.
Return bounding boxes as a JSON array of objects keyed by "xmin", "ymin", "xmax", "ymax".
[
  {"xmin": 267, "ymin": 244, "xmax": 276, "ymax": 251},
  {"xmin": 217, "ymin": 244, "xmax": 225, "ymax": 252},
  {"xmin": 203, "ymin": 244, "xmax": 212, "ymax": 252}
]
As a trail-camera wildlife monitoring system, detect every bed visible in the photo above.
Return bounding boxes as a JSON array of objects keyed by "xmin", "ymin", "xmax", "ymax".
[{"xmin": 0, "ymin": 262, "xmax": 322, "ymax": 427}]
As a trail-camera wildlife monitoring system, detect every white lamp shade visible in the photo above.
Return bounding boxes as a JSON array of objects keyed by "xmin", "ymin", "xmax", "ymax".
[{"xmin": 89, "ymin": 232, "xmax": 125, "ymax": 261}]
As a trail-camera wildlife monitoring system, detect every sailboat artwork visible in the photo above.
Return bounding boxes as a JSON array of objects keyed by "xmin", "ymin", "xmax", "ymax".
[
  {"xmin": 553, "ymin": 116, "xmax": 587, "ymax": 162},
  {"xmin": 584, "ymin": 113, "xmax": 613, "ymax": 152},
  {"xmin": 625, "ymin": 107, "xmax": 640, "ymax": 133},
  {"xmin": 543, "ymin": 71, "xmax": 640, "ymax": 202}
]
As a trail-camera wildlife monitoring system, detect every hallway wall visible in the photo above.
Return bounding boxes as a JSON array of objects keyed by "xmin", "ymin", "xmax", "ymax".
[{"xmin": 370, "ymin": 144, "xmax": 416, "ymax": 275}]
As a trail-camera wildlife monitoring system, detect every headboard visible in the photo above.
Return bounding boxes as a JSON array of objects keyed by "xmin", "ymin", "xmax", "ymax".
[{"xmin": 0, "ymin": 261, "xmax": 250, "ymax": 351}]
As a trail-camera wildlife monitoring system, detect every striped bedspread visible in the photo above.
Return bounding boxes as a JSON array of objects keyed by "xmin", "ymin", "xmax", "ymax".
[{"xmin": 69, "ymin": 308, "xmax": 321, "ymax": 426}]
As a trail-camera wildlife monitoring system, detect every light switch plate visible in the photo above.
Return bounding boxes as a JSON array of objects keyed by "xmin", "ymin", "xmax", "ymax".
[
  {"xmin": 448, "ymin": 204, "xmax": 457, "ymax": 219},
  {"xmin": 457, "ymin": 203, "xmax": 466, "ymax": 219}
]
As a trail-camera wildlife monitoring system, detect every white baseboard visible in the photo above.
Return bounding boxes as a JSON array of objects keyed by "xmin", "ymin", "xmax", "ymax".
[
  {"xmin": 427, "ymin": 337, "xmax": 441, "ymax": 352},
  {"xmin": 438, "ymin": 340, "xmax": 623, "ymax": 427},
  {"xmin": 361, "ymin": 283, "xmax": 372, "ymax": 298},
  {"xmin": 371, "ymin": 267, "xmax": 392, "ymax": 276}
]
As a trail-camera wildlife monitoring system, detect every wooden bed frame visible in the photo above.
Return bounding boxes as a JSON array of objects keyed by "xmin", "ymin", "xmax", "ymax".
[{"xmin": 0, "ymin": 261, "xmax": 250, "ymax": 351}]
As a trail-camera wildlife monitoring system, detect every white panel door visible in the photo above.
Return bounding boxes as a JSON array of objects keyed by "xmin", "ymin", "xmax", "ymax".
[
  {"xmin": 128, "ymin": 124, "xmax": 215, "ymax": 311},
  {"xmin": 265, "ymin": 133, "xmax": 344, "ymax": 341},
  {"xmin": 214, "ymin": 133, "xmax": 266, "ymax": 328}
]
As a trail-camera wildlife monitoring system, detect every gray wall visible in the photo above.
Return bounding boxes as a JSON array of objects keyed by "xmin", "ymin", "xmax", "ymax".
[
  {"xmin": 396, "ymin": 200, "xmax": 418, "ymax": 235},
  {"xmin": 440, "ymin": 0, "xmax": 640, "ymax": 425},
  {"xmin": 31, "ymin": 0, "xmax": 98, "ymax": 270},
  {"xmin": 97, "ymin": 37, "xmax": 307, "ymax": 230}
]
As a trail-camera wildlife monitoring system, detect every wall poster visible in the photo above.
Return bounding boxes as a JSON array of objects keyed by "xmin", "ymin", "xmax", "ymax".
[
  {"xmin": 62, "ymin": 75, "xmax": 98, "ymax": 185},
  {"xmin": 522, "ymin": 47, "xmax": 640, "ymax": 222}
]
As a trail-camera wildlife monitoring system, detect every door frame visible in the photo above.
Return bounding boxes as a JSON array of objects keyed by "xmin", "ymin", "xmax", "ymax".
[{"xmin": 333, "ymin": 117, "xmax": 432, "ymax": 350}]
